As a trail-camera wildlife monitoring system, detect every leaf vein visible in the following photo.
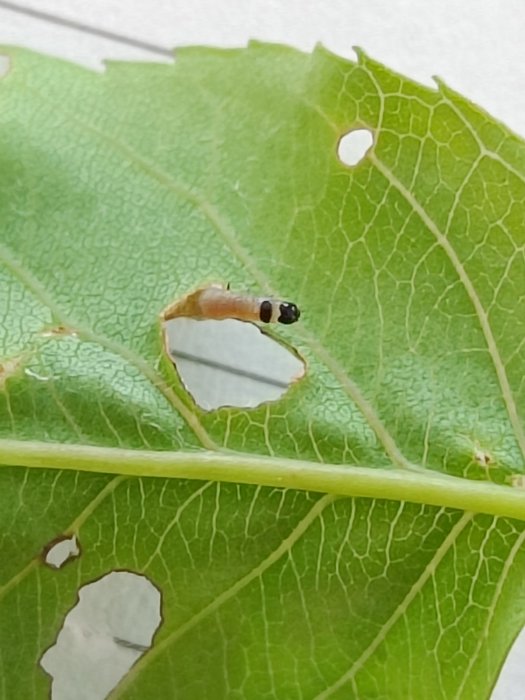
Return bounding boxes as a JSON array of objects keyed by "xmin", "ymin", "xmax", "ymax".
[
  {"xmin": 108, "ymin": 493, "xmax": 336, "ymax": 699},
  {"xmin": 16, "ymin": 83, "xmax": 414, "ymax": 470},
  {"xmin": 370, "ymin": 152, "xmax": 525, "ymax": 463},
  {"xmin": 314, "ymin": 511, "xmax": 474, "ymax": 698},
  {"xmin": 0, "ymin": 241, "xmax": 217, "ymax": 450}
]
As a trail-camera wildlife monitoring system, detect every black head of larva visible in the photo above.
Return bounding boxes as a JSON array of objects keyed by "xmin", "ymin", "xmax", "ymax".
[{"xmin": 278, "ymin": 302, "xmax": 300, "ymax": 324}]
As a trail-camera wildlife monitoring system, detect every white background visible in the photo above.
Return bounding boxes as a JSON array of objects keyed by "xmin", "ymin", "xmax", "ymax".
[{"xmin": 1, "ymin": 1, "xmax": 524, "ymax": 697}]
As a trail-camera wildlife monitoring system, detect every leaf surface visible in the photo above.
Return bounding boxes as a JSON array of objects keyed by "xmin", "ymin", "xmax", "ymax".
[{"xmin": 0, "ymin": 43, "xmax": 524, "ymax": 699}]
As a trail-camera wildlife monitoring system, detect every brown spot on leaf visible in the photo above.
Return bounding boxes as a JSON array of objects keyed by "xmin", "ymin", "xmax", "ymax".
[
  {"xmin": 40, "ymin": 324, "xmax": 78, "ymax": 338},
  {"xmin": 0, "ymin": 355, "xmax": 26, "ymax": 390},
  {"xmin": 473, "ymin": 447, "xmax": 494, "ymax": 468}
]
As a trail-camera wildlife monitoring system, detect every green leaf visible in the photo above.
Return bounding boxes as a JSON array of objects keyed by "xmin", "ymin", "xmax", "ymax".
[{"xmin": 0, "ymin": 42, "xmax": 524, "ymax": 699}]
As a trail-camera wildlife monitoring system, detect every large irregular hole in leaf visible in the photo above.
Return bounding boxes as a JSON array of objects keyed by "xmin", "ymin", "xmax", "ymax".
[
  {"xmin": 337, "ymin": 127, "xmax": 374, "ymax": 166},
  {"xmin": 43, "ymin": 535, "xmax": 80, "ymax": 569},
  {"xmin": 164, "ymin": 317, "xmax": 305, "ymax": 410},
  {"xmin": 39, "ymin": 571, "xmax": 162, "ymax": 700}
]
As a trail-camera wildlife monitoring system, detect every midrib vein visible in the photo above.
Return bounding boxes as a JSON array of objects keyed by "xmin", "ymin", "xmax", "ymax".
[
  {"xmin": 370, "ymin": 152, "xmax": 525, "ymax": 463},
  {"xmin": 2, "ymin": 440, "xmax": 525, "ymax": 520}
]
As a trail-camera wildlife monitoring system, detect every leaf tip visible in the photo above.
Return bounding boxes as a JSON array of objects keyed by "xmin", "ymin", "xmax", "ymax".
[
  {"xmin": 352, "ymin": 45, "xmax": 367, "ymax": 62},
  {"xmin": 432, "ymin": 74, "xmax": 447, "ymax": 90}
]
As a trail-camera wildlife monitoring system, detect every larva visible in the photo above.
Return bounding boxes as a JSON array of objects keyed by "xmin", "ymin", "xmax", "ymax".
[{"xmin": 162, "ymin": 285, "xmax": 300, "ymax": 325}]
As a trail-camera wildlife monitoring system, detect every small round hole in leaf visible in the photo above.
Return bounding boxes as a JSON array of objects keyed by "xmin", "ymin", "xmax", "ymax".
[
  {"xmin": 337, "ymin": 128, "xmax": 374, "ymax": 166},
  {"xmin": 43, "ymin": 535, "xmax": 80, "ymax": 569}
]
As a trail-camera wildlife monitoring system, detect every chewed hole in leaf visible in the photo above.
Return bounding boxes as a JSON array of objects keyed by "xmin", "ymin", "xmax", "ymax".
[
  {"xmin": 43, "ymin": 535, "xmax": 80, "ymax": 569},
  {"xmin": 164, "ymin": 318, "xmax": 305, "ymax": 410},
  {"xmin": 337, "ymin": 128, "xmax": 374, "ymax": 166},
  {"xmin": 0, "ymin": 55, "xmax": 10, "ymax": 78},
  {"xmin": 40, "ymin": 571, "xmax": 162, "ymax": 700}
]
